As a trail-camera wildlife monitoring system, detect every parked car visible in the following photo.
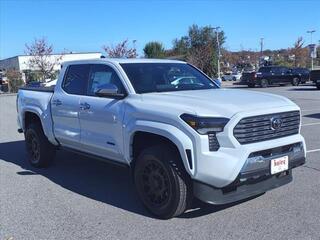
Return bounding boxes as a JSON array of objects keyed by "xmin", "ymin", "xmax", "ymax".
[
  {"xmin": 17, "ymin": 59, "xmax": 306, "ymax": 219},
  {"xmin": 0, "ymin": 71, "xmax": 8, "ymax": 92},
  {"xmin": 291, "ymin": 68, "xmax": 310, "ymax": 84},
  {"xmin": 240, "ymin": 71, "xmax": 256, "ymax": 86},
  {"xmin": 244, "ymin": 66, "xmax": 304, "ymax": 88},
  {"xmin": 310, "ymin": 69, "xmax": 320, "ymax": 90},
  {"xmin": 221, "ymin": 72, "xmax": 242, "ymax": 81}
]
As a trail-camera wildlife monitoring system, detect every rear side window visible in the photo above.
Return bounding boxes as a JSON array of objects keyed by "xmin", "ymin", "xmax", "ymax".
[{"xmin": 63, "ymin": 64, "xmax": 90, "ymax": 95}]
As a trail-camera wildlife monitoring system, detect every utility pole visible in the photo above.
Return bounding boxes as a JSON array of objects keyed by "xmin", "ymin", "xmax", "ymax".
[
  {"xmin": 260, "ymin": 38, "xmax": 264, "ymax": 57},
  {"xmin": 307, "ymin": 30, "xmax": 316, "ymax": 70}
]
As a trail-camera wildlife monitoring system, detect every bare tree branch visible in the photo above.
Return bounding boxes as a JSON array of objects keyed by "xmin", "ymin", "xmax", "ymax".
[
  {"xmin": 102, "ymin": 39, "xmax": 137, "ymax": 58},
  {"xmin": 25, "ymin": 37, "xmax": 64, "ymax": 81}
]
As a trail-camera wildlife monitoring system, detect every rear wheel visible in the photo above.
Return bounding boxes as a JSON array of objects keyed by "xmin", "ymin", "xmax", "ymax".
[
  {"xmin": 134, "ymin": 144, "xmax": 192, "ymax": 219},
  {"xmin": 292, "ymin": 77, "xmax": 300, "ymax": 86},
  {"xmin": 25, "ymin": 123, "xmax": 55, "ymax": 167},
  {"xmin": 317, "ymin": 84, "xmax": 320, "ymax": 90},
  {"xmin": 260, "ymin": 79, "xmax": 269, "ymax": 88},
  {"xmin": 232, "ymin": 77, "xmax": 236, "ymax": 81}
]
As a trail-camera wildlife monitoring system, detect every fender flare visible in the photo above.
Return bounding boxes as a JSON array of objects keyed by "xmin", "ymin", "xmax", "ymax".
[
  {"xmin": 22, "ymin": 107, "xmax": 58, "ymax": 146},
  {"xmin": 125, "ymin": 120, "xmax": 195, "ymax": 176}
]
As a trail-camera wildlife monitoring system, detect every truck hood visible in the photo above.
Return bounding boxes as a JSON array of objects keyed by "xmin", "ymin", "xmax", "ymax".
[{"xmin": 140, "ymin": 89, "xmax": 295, "ymax": 118}]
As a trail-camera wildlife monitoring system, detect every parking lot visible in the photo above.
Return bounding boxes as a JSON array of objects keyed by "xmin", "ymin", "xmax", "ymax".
[{"xmin": 0, "ymin": 84, "xmax": 319, "ymax": 240}]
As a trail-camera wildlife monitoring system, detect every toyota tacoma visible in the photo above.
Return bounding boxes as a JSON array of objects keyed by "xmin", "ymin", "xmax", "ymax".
[{"xmin": 17, "ymin": 59, "xmax": 306, "ymax": 219}]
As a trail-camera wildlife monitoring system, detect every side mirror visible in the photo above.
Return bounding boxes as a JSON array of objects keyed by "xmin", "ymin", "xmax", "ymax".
[{"xmin": 94, "ymin": 83, "xmax": 126, "ymax": 99}]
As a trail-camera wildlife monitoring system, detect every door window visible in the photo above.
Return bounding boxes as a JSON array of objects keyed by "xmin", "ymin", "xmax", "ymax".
[
  {"xmin": 87, "ymin": 64, "xmax": 125, "ymax": 96},
  {"xmin": 62, "ymin": 64, "xmax": 90, "ymax": 95}
]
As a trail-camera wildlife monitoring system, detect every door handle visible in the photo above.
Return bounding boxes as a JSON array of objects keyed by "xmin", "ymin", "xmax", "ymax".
[
  {"xmin": 80, "ymin": 102, "xmax": 90, "ymax": 110},
  {"xmin": 52, "ymin": 99, "xmax": 62, "ymax": 106}
]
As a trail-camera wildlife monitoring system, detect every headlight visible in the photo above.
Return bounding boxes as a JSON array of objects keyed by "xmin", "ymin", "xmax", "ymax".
[{"xmin": 180, "ymin": 114, "xmax": 229, "ymax": 135}]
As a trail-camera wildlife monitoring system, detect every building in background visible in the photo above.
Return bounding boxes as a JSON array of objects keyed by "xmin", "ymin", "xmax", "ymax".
[{"xmin": 0, "ymin": 52, "xmax": 102, "ymax": 83}]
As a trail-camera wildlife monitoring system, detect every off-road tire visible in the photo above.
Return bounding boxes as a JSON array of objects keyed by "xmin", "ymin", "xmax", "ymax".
[
  {"xmin": 292, "ymin": 77, "xmax": 300, "ymax": 86},
  {"xmin": 25, "ymin": 123, "xmax": 56, "ymax": 168},
  {"xmin": 134, "ymin": 144, "xmax": 192, "ymax": 219}
]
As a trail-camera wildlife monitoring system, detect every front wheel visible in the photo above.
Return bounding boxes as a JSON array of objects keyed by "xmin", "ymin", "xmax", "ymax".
[
  {"xmin": 25, "ymin": 123, "xmax": 56, "ymax": 167},
  {"xmin": 134, "ymin": 145, "xmax": 192, "ymax": 219},
  {"xmin": 292, "ymin": 77, "xmax": 300, "ymax": 86},
  {"xmin": 317, "ymin": 84, "xmax": 320, "ymax": 90},
  {"xmin": 260, "ymin": 79, "xmax": 269, "ymax": 88}
]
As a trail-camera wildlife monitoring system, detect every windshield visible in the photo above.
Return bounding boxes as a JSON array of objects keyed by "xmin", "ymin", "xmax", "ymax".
[{"xmin": 120, "ymin": 63, "xmax": 218, "ymax": 93}]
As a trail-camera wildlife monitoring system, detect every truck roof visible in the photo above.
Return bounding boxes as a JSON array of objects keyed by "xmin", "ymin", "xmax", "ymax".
[{"xmin": 62, "ymin": 58, "xmax": 186, "ymax": 66}]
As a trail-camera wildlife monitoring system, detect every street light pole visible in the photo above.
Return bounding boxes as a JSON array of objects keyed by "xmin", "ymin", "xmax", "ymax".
[
  {"xmin": 307, "ymin": 30, "xmax": 316, "ymax": 70},
  {"xmin": 211, "ymin": 27, "xmax": 221, "ymax": 79}
]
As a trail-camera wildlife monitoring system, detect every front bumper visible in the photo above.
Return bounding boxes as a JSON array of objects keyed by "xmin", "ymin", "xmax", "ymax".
[
  {"xmin": 194, "ymin": 170, "xmax": 293, "ymax": 205},
  {"xmin": 193, "ymin": 142, "xmax": 305, "ymax": 204}
]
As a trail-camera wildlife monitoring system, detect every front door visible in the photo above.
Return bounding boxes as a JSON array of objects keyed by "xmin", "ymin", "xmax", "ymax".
[{"xmin": 79, "ymin": 64, "xmax": 127, "ymax": 163}]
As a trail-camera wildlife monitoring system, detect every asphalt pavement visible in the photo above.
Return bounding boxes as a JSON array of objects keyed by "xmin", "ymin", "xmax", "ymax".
[{"xmin": 0, "ymin": 84, "xmax": 319, "ymax": 240}]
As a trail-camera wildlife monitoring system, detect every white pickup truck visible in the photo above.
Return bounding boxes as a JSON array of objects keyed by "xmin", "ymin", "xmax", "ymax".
[{"xmin": 17, "ymin": 59, "xmax": 306, "ymax": 219}]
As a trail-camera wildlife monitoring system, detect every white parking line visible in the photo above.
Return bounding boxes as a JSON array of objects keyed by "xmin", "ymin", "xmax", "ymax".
[
  {"xmin": 307, "ymin": 149, "xmax": 320, "ymax": 153},
  {"xmin": 302, "ymin": 122, "xmax": 320, "ymax": 127}
]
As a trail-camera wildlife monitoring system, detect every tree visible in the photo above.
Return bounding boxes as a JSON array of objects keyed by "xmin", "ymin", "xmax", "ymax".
[
  {"xmin": 290, "ymin": 37, "xmax": 307, "ymax": 67},
  {"xmin": 143, "ymin": 41, "xmax": 165, "ymax": 58},
  {"xmin": 102, "ymin": 39, "xmax": 137, "ymax": 58},
  {"xmin": 6, "ymin": 69, "xmax": 24, "ymax": 93},
  {"xmin": 172, "ymin": 24, "xmax": 226, "ymax": 77},
  {"xmin": 25, "ymin": 38, "xmax": 62, "ymax": 81},
  {"xmin": 172, "ymin": 36, "xmax": 190, "ymax": 56}
]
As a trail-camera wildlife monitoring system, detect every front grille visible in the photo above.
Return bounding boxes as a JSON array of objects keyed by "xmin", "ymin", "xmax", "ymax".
[{"xmin": 233, "ymin": 111, "xmax": 300, "ymax": 144}]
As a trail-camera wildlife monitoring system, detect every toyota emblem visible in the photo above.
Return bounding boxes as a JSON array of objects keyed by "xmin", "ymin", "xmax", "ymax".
[{"xmin": 270, "ymin": 117, "xmax": 283, "ymax": 130}]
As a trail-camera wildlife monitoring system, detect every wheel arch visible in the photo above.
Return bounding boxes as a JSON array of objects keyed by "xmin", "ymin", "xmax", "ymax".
[
  {"xmin": 23, "ymin": 110, "xmax": 43, "ymax": 131},
  {"xmin": 125, "ymin": 121, "xmax": 195, "ymax": 176},
  {"xmin": 22, "ymin": 108, "xmax": 58, "ymax": 145}
]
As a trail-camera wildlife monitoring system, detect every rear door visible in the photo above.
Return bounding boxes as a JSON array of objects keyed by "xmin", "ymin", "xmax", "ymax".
[
  {"xmin": 78, "ymin": 64, "xmax": 127, "ymax": 163},
  {"xmin": 51, "ymin": 64, "xmax": 90, "ymax": 149}
]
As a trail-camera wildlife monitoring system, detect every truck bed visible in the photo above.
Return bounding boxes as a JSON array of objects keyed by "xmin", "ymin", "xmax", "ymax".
[{"xmin": 17, "ymin": 86, "xmax": 57, "ymax": 144}]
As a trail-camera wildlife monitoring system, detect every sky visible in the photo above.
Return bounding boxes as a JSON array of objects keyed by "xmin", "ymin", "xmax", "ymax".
[{"xmin": 0, "ymin": 0, "xmax": 319, "ymax": 59}]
